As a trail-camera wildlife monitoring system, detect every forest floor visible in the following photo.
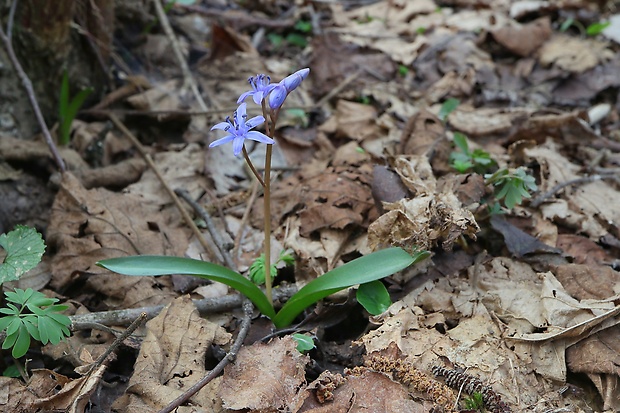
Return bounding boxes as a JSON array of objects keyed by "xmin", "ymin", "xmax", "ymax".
[{"xmin": 2, "ymin": 0, "xmax": 620, "ymax": 412}]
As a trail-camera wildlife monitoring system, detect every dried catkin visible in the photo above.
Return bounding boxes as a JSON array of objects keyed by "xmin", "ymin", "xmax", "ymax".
[
  {"xmin": 431, "ymin": 365, "xmax": 512, "ymax": 413},
  {"xmin": 362, "ymin": 354, "xmax": 457, "ymax": 410}
]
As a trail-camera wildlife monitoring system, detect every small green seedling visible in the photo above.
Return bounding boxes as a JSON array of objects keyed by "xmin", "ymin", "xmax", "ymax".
[
  {"xmin": 356, "ymin": 280, "xmax": 391, "ymax": 315},
  {"xmin": 449, "ymin": 132, "xmax": 495, "ymax": 174},
  {"xmin": 98, "ymin": 248, "xmax": 429, "ymax": 328},
  {"xmin": 249, "ymin": 250, "xmax": 294, "ymax": 285},
  {"xmin": 485, "ymin": 167, "xmax": 537, "ymax": 209},
  {"xmin": 586, "ymin": 21, "xmax": 610, "ymax": 36},
  {"xmin": 464, "ymin": 391, "xmax": 485, "ymax": 411},
  {"xmin": 0, "ymin": 289, "xmax": 71, "ymax": 358},
  {"xmin": 438, "ymin": 98, "xmax": 460, "ymax": 122},
  {"xmin": 292, "ymin": 333, "xmax": 315, "ymax": 353},
  {"xmin": 0, "ymin": 226, "xmax": 71, "ymax": 358},
  {"xmin": 58, "ymin": 71, "xmax": 93, "ymax": 146}
]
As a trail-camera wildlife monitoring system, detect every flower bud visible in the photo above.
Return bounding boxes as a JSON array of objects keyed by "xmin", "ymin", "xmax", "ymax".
[
  {"xmin": 282, "ymin": 68, "xmax": 310, "ymax": 92},
  {"xmin": 268, "ymin": 84, "xmax": 287, "ymax": 110}
]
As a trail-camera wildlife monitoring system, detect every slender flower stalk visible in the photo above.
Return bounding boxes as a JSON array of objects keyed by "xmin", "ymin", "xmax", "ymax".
[{"xmin": 210, "ymin": 68, "xmax": 309, "ymax": 308}]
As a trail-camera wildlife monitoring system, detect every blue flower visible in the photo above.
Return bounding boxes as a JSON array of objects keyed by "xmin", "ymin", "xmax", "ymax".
[
  {"xmin": 209, "ymin": 103, "xmax": 275, "ymax": 156},
  {"xmin": 237, "ymin": 74, "xmax": 277, "ymax": 105},
  {"xmin": 268, "ymin": 68, "xmax": 310, "ymax": 110}
]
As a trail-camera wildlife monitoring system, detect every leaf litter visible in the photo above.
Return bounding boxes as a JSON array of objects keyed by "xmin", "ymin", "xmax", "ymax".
[{"xmin": 3, "ymin": 0, "xmax": 620, "ymax": 411}]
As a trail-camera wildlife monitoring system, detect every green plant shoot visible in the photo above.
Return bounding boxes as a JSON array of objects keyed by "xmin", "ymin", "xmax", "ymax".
[
  {"xmin": 464, "ymin": 391, "xmax": 485, "ymax": 410},
  {"xmin": 249, "ymin": 250, "xmax": 294, "ymax": 285},
  {"xmin": 97, "ymin": 248, "xmax": 429, "ymax": 328},
  {"xmin": 58, "ymin": 71, "xmax": 93, "ymax": 146},
  {"xmin": 0, "ymin": 289, "xmax": 71, "ymax": 358},
  {"xmin": 485, "ymin": 167, "xmax": 537, "ymax": 209},
  {"xmin": 449, "ymin": 132, "xmax": 495, "ymax": 174},
  {"xmin": 292, "ymin": 333, "xmax": 315, "ymax": 353},
  {"xmin": 438, "ymin": 98, "xmax": 460, "ymax": 122}
]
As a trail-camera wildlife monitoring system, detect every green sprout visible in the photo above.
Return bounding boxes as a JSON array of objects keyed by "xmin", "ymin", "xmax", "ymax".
[
  {"xmin": 58, "ymin": 71, "xmax": 93, "ymax": 146},
  {"xmin": 464, "ymin": 391, "xmax": 485, "ymax": 411},
  {"xmin": 586, "ymin": 21, "xmax": 610, "ymax": 36},
  {"xmin": 438, "ymin": 98, "xmax": 460, "ymax": 122},
  {"xmin": 449, "ymin": 132, "xmax": 495, "ymax": 174},
  {"xmin": 249, "ymin": 250, "xmax": 294, "ymax": 285},
  {"xmin": 485, "ymin": 167, "xmax": 537, "ymax": 209},
  {"xmin": 0, "ymin": 289, "xmax": 71, "ymax": 358}
]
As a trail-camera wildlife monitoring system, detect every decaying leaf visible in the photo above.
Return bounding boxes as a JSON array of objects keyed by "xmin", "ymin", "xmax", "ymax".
[
  {"xmin": 368, "ymin": 156, "xmax": 479, "ymax": 251},
  {"xmin": 113, "ymin": 295, "xmax": 231, "ymax": 412},
  {"xmin": 218, "ymin": 336, "xmax": 308, "ymax": 412}
]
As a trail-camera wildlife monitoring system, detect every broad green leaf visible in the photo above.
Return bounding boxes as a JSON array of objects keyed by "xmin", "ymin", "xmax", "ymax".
[
  {"xmin": 292, "ymin": 333, "xmax": 315, "ymax": 353},
  {"xmin": 0, "ymin": 228, "xmax": 45, "ymax": 284},
  {"xmin": 586, "ymin": 21, "xmax": 610, "ymax": 36},
  {"xmin": 97, "ymin": 256, "xmax": 276, "ymax": 319},
  {"xmin": 272, "ymin": 248, "xmax": 428, "ymax": 327},
  {"xmin": 0, "ymin": 316, "xmax": 14, "ymax": 332},
  {"xmin": 356, "ymin": 280, "xmax": 391, "ymax": 315}
]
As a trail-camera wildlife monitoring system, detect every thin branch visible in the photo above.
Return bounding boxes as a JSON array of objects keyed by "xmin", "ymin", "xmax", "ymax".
[
  {"xmin": 7, "ymin": 0, "xmax": 18, "ymax": 41},
  {"xmin": 107, "ymin": 113, "xmax": 217, "ymax": 259},
  {"xmin": 0, "ymin": 20, "xmax": 66, "ymax": 172},
  {"xmin": 529, "ymin": 174, "xmax": 617, "ymax": 208},
  {"xmin": 157, "ymin": 299, "xmax": 254, "ymax": 413}
]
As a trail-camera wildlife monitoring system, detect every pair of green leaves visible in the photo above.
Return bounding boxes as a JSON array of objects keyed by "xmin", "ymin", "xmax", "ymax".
[
  {"xmin": 98, "ymin": 248, "xmax": 429, "ymax": 328},
  {"xmin": 58, "ymin": 71, "xmax": 93, "ymax": 146},
  {"xmin": 0, "ymin": 289, "xmax": 71, "ymax": 358}
]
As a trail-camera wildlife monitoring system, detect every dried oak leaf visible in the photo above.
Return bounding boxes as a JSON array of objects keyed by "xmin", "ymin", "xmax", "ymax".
[
  {"xmin": 112, "ymin": 296, "xmax": 231, "ymax": 412},
  {"xmin": 218, "ymin": 336, "xmax": 309, "ymax": 412}
]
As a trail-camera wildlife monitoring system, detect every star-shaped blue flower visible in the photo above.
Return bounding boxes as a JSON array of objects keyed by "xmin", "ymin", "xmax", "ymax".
[
  {"xmin": 237, "ymin": 74, "xmax": 277, "ymax": 105},
  {"xmin": 209, "ymin": 103, "xmax": 275, "ymax": 156}
]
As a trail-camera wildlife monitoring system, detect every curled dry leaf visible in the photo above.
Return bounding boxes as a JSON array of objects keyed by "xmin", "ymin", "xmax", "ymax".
[{"xmin": 368, "ymin": 156, "xmax": 479, "ymax": 251}]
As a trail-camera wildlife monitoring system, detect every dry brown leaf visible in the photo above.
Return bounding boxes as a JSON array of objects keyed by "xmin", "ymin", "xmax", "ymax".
[
  {"xmin": 537, "ymin": 34, "xmax": 612, "ymax": 73},
  {"xmin": 113, "ymin": 295, "xmax": 230, "ymax": 412},
  {"xmin": 48, "ymin": 173, "xmax": 187, "ymax": 308},
  {"xmin": 491, "ymin": 16, "xmax": 552, "ymax": 57},
  {"xmin": 554, "ymin": 264, "xmax": 620, "ymax": 301},
  {"xmin": 218, "ymin": 336, "xmax": 309, "ymax": 412},
  {"xmin": 447, "ymin": 107, "xmax": 533, "ymax": 136}
]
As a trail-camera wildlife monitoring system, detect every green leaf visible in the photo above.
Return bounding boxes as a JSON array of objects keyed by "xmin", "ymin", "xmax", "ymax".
[
  {"xmin": 12, "ymin": 325, "xmax": 31, "ymax": 358},
  {"xmin": 248, "ymin": 254, "xmax": 276, "ymax": 285},
  {"xmin": 452, "ymin": 132, "xmax": 469, "ymax": 153},
  {"xmin": 3, "ymin": 364, "xmax": 21, "ymax": 378},
  {"xmin": 586, "ymin": 21, "xmax": 610, "ymax": 36},
  {"xmin": 58, "ymin": 71, "xmax": 93, "ymax": 146},
  {"xmin": 0, "ymin": 227, "xmax": 45, "ymax": 284},
  {"xmin": 292, "ymin": 333, "xmax": 315, "ymax": 353},
  {"xmin": 560, "ymin": 18, "xmax": 574, "ymax": 32},
  {"xmin": 438, "ymin": 98, "xmax": 460, "ymax": 121},
  {"xmin": 97, "ymin": 256, "xmax": 277, "ymax": 320},
  {"xmin": 356, "ymin": 280, "xmax": 391, "ymax": 315},
  {"xmin": 294, "ymin": 19, "xmax": 312, "ymax": 33},
  {"xmin": 272, "ymin": 248, "xmax": 428, "ymax": 327}
]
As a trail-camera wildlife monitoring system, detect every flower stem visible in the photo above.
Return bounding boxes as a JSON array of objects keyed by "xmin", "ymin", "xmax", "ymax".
[
  {"xmin": 263, "ymin": 143, "xmax": 273, "ymax": 304},
  {"xmin": 242, "ymin": 145, "xmax": 266, "ymax": 187}
]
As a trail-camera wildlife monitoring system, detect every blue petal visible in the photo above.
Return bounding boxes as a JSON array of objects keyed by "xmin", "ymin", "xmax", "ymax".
[
  {"xmin": 252, "ymin": 91, "xmax": 264, "ymax": 105},
  {"xmin": 209, "ymin": 135, "xmax": 235, "ymax": 148},
  {"xmin": 237, "ymin": 91, "xmax": 253, "ymax": 104},
  {"xmin": 269, "ymin": 84, "xmax": 287, "ymax": 110},
  {"xmin": 235, "ymin": 102, "xmax": 247, "ymax": 123},
  {"xmin": 211, "ymin": 121, "xmax": 231, "ymax": 131},
  {"xmin": 246, "ymin": 115, "xmax": 265, "ymax": 129},
  {"xmin": 245, "ymin": 131, "xmax": 275, "ymax": 145},
  {"xmin": 232, "ymin": 136, "xmax": 245, "ymax": 156}
]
